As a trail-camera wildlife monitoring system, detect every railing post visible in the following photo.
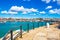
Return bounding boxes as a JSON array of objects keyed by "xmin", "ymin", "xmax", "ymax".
[
  {"xmin": 27, "ymin": 23, "xmax": 29, "ymax": 32},
  {"xmin": 38, "ymin": 22, "xmax": 39, "ymax": 27},
  {"xmin": 10, "ymin": 30, "xmax": 13, "ymax": 40},
  {"xmin": 20, "ymin": 25, "xmax": 22, "ymax": 38},
  {"xmin": 33, "ymin": 22, "xmax": 34, "ymax": 30}
]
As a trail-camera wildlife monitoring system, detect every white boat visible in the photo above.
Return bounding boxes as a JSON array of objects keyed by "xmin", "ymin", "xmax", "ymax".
[{"xmin": 0, "ymin": 21, "xmax": 6, "ymax": 23}]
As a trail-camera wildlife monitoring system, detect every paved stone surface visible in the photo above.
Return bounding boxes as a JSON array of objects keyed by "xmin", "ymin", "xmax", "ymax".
[{"xmin": 15, "ymin": 24, "xmax": 60, "ymax": 40}]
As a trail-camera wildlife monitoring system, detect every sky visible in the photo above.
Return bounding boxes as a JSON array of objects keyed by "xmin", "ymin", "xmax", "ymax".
[{"xmin": 0, "ymin": 0, "xmax": 60, "ymax": 18}]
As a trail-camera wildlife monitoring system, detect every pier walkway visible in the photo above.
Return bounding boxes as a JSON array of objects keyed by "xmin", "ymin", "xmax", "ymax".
[{"xmin": 15, "ymin": 24, "xmax": 60, "ymax": 40}]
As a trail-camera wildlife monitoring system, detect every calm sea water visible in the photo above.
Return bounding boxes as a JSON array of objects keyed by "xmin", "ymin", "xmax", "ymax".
[{"xmin": 0, "ymin": 21, "xmax": 50, "ymax": 38}]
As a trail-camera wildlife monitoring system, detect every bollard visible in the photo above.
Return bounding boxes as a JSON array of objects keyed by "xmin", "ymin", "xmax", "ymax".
[
  {"xmin": 10, "ymin": 30, "xmax": 13, "ymax": 40},
  {"xmin": 27, "ymin": 23, "xmax": 29, "ymax": 32},
  {"xmin": 33, "ymin": 22, "xmax": 34, "ymax": 30},
  {"xmin": 20, "ymin": 25, "xmax": 22, "ymax": 38}
]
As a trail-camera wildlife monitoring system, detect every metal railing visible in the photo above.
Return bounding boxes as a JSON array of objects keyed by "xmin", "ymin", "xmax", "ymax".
[{"xmin": 2, "ymin": 21, "xmax": 49, "ymax": 40}]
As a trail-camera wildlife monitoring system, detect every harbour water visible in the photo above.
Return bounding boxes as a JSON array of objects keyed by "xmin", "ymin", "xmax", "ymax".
[{"xmin": 0, "ymin": 21, "xmax": 50, "ymax": 38}]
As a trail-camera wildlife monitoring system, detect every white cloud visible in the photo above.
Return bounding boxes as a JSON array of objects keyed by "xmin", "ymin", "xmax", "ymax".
[
  {"xmin": 46, "ymin": 6, "xmax": 52, "ymax": 9},
  {"xmin": 30, "ymin": 14, "xmax": 36, "ymax": 15},
  {"xmin": 10, "ymin": 6, "xmax": 24, "ymax": 11},
  {"xmin": 49, "ymin": 9, "xmax": 60, "ymax": 14},
  {"xmin": 33, "ymin": 14, "xmax": 36, "ymax": 15},
  {"xmin": 40, "ymin": 11, "xmax": 46, "ymax": 14},
  {"xmin": 1, "ymin": 11, "xmax": 7, "ymax": 14},
  {"xmin": 57, "ymin": 0, "xmax": 60, "ymax": 5},
  {"xmin": 10, "ymin": 6, "xmax": 38, "ymax": 14},
  {"xmin": 45, "ymin": 0, "xmax": 51, "ymax": 3},
  {"xmin": 29, "ymin": 8, "xmax": 38, "ymax": 12},
  {"xmin": 22, "ymin": 11, "xmax": 27, "ymax": 14},
  {"xmin": 41, "ymin": 0, "xmax": 51, "ymax": 3},
  {"xmin": 41, "ymin": 0, "xmax": 60, "ymax": 5},
  {"xmin": 1, "ymin": 6, "xmax": 38, "ymax": 15},
  {"xmin": 8, "ymin": 11, "xmax": 18, "ymax": 14},
  {"xmin": 23, "ymin": 0, "xmax": 31, "ymax": 1},
  {"xmin": 53, "ymin": 0, "xmax": 56, "ymax": 2},
  {"xmin": 1, "ymin": 10, "xmax": 18, "ymax": 14},
  {"xmin": 49, "ymin": 10, "xmax": 56, "ymax": 13}
]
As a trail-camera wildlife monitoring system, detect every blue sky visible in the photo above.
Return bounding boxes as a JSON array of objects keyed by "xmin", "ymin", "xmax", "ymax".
[{"xmin": 0, "ymin": 0, "xmax": 60, "ymax": 18}]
